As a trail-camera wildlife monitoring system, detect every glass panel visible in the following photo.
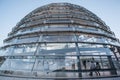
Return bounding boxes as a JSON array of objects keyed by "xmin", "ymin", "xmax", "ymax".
[
  {"xmin": 38, "ymin": 43, "xmax": 76, "ymax": 55},
  {"xmin": 14, "ymin": 47, "xmax": 24, "ymax": 54},
  {"xmin": 80, "ymin": 56, "xmax": 113, "ymax": 77},
  {"xmin": 19, "ymin": 27, "xmax": 41, "ymax": 34},
  {"xmin": 44, "ymin": 27, "xmax": 73, "ymax": 31},
  {"xmin": 78, "ymin": 43, "xmax": 104, "ymax": 48},
  {"xmin": 0, "ymin": 58, "xmax": 35, "ymax": 71},
  {"xmin": 49, "ymin": 24, "xmax": 68, "ymax": 28},
  {"xmin": 4, "ymin": 38, "xmax": 15, "ymax": 45},
  {"xmin": 33, "ymin": 56, "xmax": 79, "ymax": 78},
  {"xmin": 13, "ymin": 44, "xmax": 38, "ymax": 55},
  {"xmin": 17, "ymin": 36, "xmax": 39, "ymax": 43},
  {"xmin": 13, "ymin": 46, "xmax": 23, "ymax": 55},
  {"xmin": 75, "ymin": 25, "xmax": 98, "ymax": 31},
  {"xmin": 24, "ymin": 44, "xmax": 38, "ymax": 53},
  {"xmin": 34, "ymin": 56, "xmax": 77, "ymax": 72},
  {"xmin": 0, "ymin": 47, "xmax": 12, "ymax": 56},
  {"xmin": 42, "ymin": 35, "xmax": 76, "ymax": 42},
  {"xmin": 77, "ymin": 34, "xmax": 108, "ymax": 43},
  {"xmin": 100, "ymin": 56, "xmax": 110, "ymax": 69}
]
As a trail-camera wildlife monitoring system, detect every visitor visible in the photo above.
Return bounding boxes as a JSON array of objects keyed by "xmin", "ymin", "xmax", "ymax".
[
  {"xmin": 72, "ymin": 63, "xmax": 75, "ymax": 70},
  {"xmin": 82, "ymin": 60, "xmax": 87, "ymax": 69},
  {"xmin": 89, "ymin": 61, "xmax": 96, "ymax": 76},
  {"xmin": 95, "ymin": 62, "xmax": 101, "ymax": 76}
]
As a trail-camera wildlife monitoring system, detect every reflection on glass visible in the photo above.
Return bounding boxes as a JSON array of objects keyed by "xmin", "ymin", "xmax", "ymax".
[{"xmin": 0, "ymin": 59, "xmax": 35, "ymax": 71}]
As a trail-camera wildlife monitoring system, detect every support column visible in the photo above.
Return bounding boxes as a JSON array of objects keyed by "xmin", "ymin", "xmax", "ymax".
[
  {"xmin": 75, "ymin": 43, "xmax": 82, "ymax": 77},
  {"xmin": 77, "ymin": 56, "xmax": 82, "ymax": 77},
  {"xmin": 108, "ymin": 56, "xmax": 117, "ymax": 75}
]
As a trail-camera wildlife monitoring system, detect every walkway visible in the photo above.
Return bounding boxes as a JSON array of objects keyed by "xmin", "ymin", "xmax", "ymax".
[{"xmin": 0, "ymin": 75, "xmax": 120, "ymax": 80}]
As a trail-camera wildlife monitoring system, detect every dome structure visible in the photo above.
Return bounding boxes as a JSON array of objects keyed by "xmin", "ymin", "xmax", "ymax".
[{"xmin": 0, "ymin": 3, "xmax": 120, "ymax": 79}]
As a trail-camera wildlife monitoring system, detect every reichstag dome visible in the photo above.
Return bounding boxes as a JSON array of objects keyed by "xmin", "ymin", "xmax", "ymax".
[{"xmin": 0, "ymin": 3, "xmax": 120, "ymax": 80}]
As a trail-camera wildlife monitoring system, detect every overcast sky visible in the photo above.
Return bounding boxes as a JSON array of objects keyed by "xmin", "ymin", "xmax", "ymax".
[{"xmin": 0, "ymin": 0, "xmax": 120, "ymax": 46}]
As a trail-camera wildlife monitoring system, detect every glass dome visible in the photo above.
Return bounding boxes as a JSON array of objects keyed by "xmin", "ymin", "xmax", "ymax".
[{"xmin": 0, "ymin": 3, "xmax": 120, "ymax": 79}]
